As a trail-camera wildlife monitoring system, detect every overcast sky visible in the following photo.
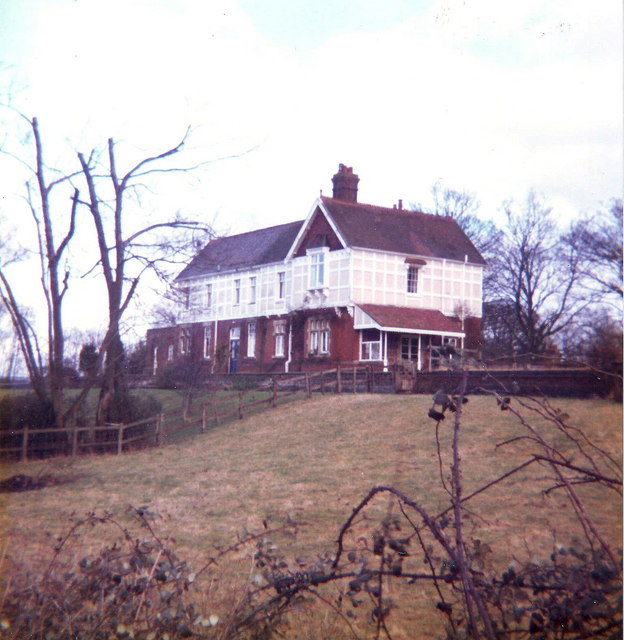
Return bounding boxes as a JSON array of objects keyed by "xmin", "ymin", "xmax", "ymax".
[{"xmin": 0, "ymin": 0, "xmax": 622, "ymax": 338}]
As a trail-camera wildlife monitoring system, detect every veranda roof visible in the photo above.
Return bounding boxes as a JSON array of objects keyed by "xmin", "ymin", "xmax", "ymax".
[{"xmin": 355, "ymin": 303, "xmax": 465, "ymax": 337}]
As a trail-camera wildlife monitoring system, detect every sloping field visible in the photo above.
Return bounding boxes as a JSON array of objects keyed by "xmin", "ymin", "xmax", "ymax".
[{"xmin": 0, "ymin": 394, "xmax": 621, "ymax": 638}]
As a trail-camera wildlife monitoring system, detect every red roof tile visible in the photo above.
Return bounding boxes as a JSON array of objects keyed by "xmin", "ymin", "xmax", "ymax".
[
  {"xmin": 321, "ymin": 197, "xmax": 486, "ymax": 265},
  {"xmin": 358, "ymin": 304, "xmax": 464, "ymax": 334}
]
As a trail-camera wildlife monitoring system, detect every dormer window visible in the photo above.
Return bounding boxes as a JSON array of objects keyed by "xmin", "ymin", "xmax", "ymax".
[{"xmin": 309, "ymin": 249, "xmax": 327, "ymax": 289}]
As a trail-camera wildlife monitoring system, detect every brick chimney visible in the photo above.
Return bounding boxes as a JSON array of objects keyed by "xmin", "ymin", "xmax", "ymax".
[{"xmin": 331, "ymin": 164, "xmax": 359, "ymax": 202}]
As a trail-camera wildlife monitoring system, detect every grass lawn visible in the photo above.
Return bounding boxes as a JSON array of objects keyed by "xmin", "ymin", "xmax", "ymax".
[{"xmin": 0, "ymin": 393, "xmax": 620, "ymax": 638}]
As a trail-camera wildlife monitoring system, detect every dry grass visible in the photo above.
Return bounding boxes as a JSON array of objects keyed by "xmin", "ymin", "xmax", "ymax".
[{"xmin": 0, "ymin": 393, "xmax": 621, "ymax": 638}]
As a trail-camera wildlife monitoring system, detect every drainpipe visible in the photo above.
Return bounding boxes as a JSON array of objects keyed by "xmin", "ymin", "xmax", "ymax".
[
  {"xmin": 383, "ymin": 331, "xmax": 388, "ymax": 371},
  {"xmin": 285, "ymin": 319, "xmax": 293, "ymax": 373},
  {"xmin": 213, "ymin": 317, "xmax": 218, "ymax": 373}
]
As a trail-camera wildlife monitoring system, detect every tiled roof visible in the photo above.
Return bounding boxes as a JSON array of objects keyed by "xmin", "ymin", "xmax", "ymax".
[
  {"xmin": 177, "ymin": 194, "xmax": 485, "ymax": 281},
  {"xmin": 176, "ymin": 220, "xmax": 303, "ymax": 280},
  {"xmin": 321, "ymin": 197, "xmax": 486, "ymax": 265},
  {"xmin": 358, "ymin": 304, "xmax": 464, "ymax": 334}
]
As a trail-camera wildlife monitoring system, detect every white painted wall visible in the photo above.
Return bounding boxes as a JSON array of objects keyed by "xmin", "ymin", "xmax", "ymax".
[{"xmin": 177, "ymin": 246, "xmax": 483, "ymax": 324}]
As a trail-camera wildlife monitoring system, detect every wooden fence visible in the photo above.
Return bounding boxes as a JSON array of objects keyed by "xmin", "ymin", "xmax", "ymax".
[{"xmin": 1, "ymin": 368, "xmax": 377, "ymax": 461}]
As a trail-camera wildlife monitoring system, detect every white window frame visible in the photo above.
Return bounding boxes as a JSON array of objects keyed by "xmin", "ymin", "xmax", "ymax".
[
  {"xmin": 274, "ymin": 320, "xmax": 286, "ymax": 357},
  {"xmin": 179, "ymin": 328, "xmax": 191, "ymax": 355},
  {"xmin": 204, "ymin": 283, "xmax": 213, "ymax": 309},
  {"xmin": 407, "ymin": 265, "xmax": 419, "ymax": 294},
  {"xmin": 247, "ymin": 322, "xmax": 256, "ymax": 358},
  {"xmin": 308, "ymin": 318, "xmax": 330, "ymax": 355},
  {"xmin": 203, "ymin": 326, "xmax": 212, "ymax": 359},
  {"xmin": 360, "ymin": 330, "xmax": 382, "ymax": 361},
  {"xmin": 277, "ymin": 271, "xmax": 286, "ymax": 299},
  {"xmin": 180, "ymin": 286, "xmax": 191, "ymax": 310},
  {"xmin": 249, "ymin": 276, "xmax": 257, "ymax": 304},
  {"xmin": 167, "ymin": 344, "xmax": 174, "ymax": 361},
  {"xmin": 234, "ymin": 279, "xmax": 241, "ymax": 305},
  {"xmin": 308, "ymin": 249, "xmax": 327, "ymax": 289}
]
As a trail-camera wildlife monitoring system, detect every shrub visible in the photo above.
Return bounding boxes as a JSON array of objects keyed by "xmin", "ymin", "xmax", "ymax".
[
  {"xmin": 127, "ymin": 392, "xmax": 162, "ymax": 422},
  {"xmin": 0, "ymin": 393, "xmax": 56, "ymax": 431},
  {"xmin": 0, "ymin": 507, "xmax": 300, "ymax": 640}
]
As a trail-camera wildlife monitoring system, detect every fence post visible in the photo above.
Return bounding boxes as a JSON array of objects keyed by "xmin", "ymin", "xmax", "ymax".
[
  {"xmin": 272, "ymin": 376, "xmax": 277, "ymax": 408},
  {"xmin": 353, "ymin": 367, "xmax": 357, "ymax": 393},
  {"xmin": 21, "ymin": 427, "xmax": 28, "ymax": 461},
  {"xmin": 156, "ymin": 413, "xmax": 164, "ymax": 446},
  {"xmin": 201, "ymin": 405, "xmax": 207, "ymax": 433},
  {"xmin": 305, "ymin": 373, "xmax": 311, "ymax": 399},
  {"xmin": 117, "ymin": 425, "xmax": 124, "ymax": 455},
  {"xmin": 72, "ymin": 426, "xmax": 79, "ymax": 457},
  {"xmin": 238, "ymin": 391, "xmax": 244, "ymax": 419},
  {"xmin": 370, "ymin": 366, "xmax": 375, "ymax": 393},
  {"xmin": 337, "ymin": 365, "xmax": 342, "ymax": 394}
]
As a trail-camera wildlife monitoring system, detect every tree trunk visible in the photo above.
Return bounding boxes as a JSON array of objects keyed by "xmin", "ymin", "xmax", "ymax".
[{"xmin": 96, "ymin": 332, "xmax": 131, "ymax": 425}]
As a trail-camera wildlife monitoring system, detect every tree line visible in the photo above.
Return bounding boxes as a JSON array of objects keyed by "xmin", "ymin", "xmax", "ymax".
[
  {"xmin": 0, "ymin": 110, "xmax": 621, "ymax": 432},
  {"xmin": 416, "ymin": 182, "xmax": 622, "ymax": 369}
]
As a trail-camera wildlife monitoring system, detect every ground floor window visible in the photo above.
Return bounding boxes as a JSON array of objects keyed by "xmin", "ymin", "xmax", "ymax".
[
  {"xmin": 203, "ymin": 326, "xmax": 212, "ymax": 359},
  {"xmin": 179, "ymin": 328, "xmax": 191, "ymax": 355},
  {"xmin": 167, "ymin": 345, "xmax": 174, "ymax": 361},
  {"xmin": 361, "ymin": 328, "xmax": 382, "ymax": 360},
  {"xmin": 308, "ymin": 317, "xmax": 330, "ymax": 355},
  {"xmin": 247, "ymin": 322, "xmax": 256, "ymax": 358},
  {"xmin": 431, "ymin": 336, "xmax": 460, "ymax": 369},
  {"xmin": 401, "ymin": 335, "xmax": 420, "ymax": 361},
  {"xmin": 274, "ymin": 320, "xmax": 286, "ymax": 357}
]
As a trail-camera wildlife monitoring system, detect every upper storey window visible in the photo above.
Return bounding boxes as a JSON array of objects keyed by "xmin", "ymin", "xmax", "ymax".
[
  {"xmin": 234, "ymin": 279, "xmax": 241, "ymax": 305},
  {"xmin": 180, "ymin": 286, "xmax": 190, "ymax": 310},
  {"xmin": 309, "ymin": 250, "xmax": 326, "ymax": 289},
  {"xmin": 277, "ymin": 271, "xmax": 286, "ymax": 299},
  {"xmin": 249, "ymin": 276, "xmax": 257, "ymax": 304},
  {"xmin": 407, "ymin": 265, "xmax": 419, "ymax": 294},
  {"xmin": 405, "ymin": 258, "xmax": 426, "ymax": 295}
]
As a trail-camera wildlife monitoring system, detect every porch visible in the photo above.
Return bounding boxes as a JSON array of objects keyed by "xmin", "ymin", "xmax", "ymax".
[{"xmin": 354, "ymin": 303, "xmax": 466, "ymax": 372}]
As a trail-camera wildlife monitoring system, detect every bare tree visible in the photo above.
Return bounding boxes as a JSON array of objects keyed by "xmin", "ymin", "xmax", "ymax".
[
  {"xmin": 0, "ymin": 116, "xmax": 79, "ymax": 426},
  {"xmin": 565, "ymin": 198, "xmax": 623, "ymax": 307},
  {"xmin": 77, "ymin": 133, "xmax": 214, "ymax": 424},
  {"xmin": 491, "ymin": 192, "xmax": 587, "ymax": 355},
  {"xmin": 414, "ymin": 181, "xmax": 504, "ymax": 297},
  {"xmin": 1, "ymin": 113, "xmax": 215, "ymax": 427}
]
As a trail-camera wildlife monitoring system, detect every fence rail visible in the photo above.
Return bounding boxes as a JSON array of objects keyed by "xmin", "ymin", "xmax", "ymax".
[
  {"xmin": 0, "ymin": 372, "xmax": 335, "ymax": 461},
  {"xmin": 2, "ymin": 365, "xmax": 612, "ymax": 461}
]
